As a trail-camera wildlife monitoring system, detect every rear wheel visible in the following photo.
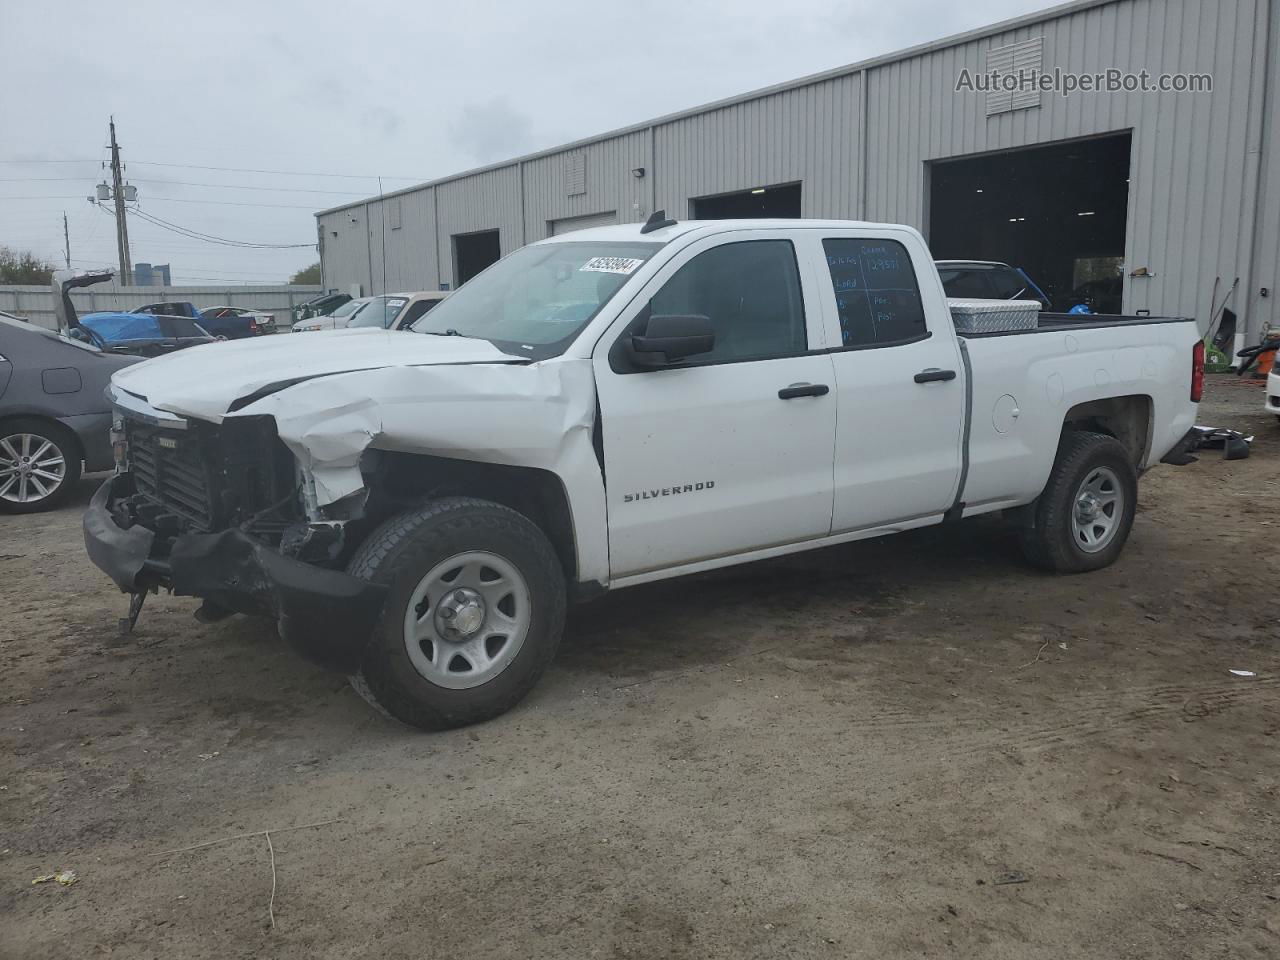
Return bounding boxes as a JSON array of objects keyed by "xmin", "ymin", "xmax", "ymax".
[
  {"xmin": 1018, "ymin": 431, "xmax": 1137, "ymax": 573},
  {"xmin": 0, "ymin": 419, "xmax": 81, "ymax": 514},
  {"xmin": 348, "ymin": 497, "xmax": 566, "ymax": 730}
]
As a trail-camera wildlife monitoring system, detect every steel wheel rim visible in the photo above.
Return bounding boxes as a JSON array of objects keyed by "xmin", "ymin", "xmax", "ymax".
[
  {"xmin": 0, "ymin": 433, "xmax": 67, "ymax": 504},
  {"xmin": 1071, "ymin": 465, "xmax": 1122, "ymax": 553},
  {"xmin": 402, "ymin": 550, "xmax": 532, "ymax": 690}
]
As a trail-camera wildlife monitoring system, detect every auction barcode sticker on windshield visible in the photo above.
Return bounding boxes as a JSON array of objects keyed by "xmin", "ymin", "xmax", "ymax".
[{"xmin": 580, "ymin": 256, "xmax": 644, "ymax": 275}]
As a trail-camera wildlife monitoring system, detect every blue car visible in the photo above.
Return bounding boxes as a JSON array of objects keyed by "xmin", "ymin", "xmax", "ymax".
[{"xmin": 75, "ymin": 311, "xmax": 217, "ymax": 357}]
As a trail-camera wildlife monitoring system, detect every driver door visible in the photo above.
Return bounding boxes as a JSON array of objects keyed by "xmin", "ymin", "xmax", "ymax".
[{"xmin": 592, "ymin": 231, "xmax": 837, "ymax": 580}]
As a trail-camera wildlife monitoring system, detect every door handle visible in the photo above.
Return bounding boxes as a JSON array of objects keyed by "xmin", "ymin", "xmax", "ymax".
[
  {"xmin": 913, "ymin": 368, "xmax": 957, "ymax": 384},
  {"xmin": 778, "ymin": 382, "xmax": 830, "ymax": 399}
]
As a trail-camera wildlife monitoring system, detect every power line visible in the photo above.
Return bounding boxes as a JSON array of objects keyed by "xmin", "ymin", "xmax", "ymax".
[
  {"xmin": 128, "ymin": 159, "xmax": 424, "ymax": 180},
  {"xmin": 0, "ymin": 176, "xmax": 366, "ymax": 196},
  {"xmin": 2, "ymin": 193, "xmax": 322, "ymax": 210},
  {"xmin": 133, "ymin": 208, "xmax": 313, "ymax": 248},
  {"xmin": 0, "ymin": 157, "xmax": 427, "ymax": 182},
  {"xmin": 97, "ymin": 202, "xmax": 312, "ymax": 249},
  {"xmin": 130, "ymin": 178, "xmax": 366, "ymax": 196},
  {"xmin": 0, "ymin": 158, "xmax": 100, "ymax": 164},
  {"xmin": 136, "ymin": 196, "xmax": 322, "ymax": 210}
]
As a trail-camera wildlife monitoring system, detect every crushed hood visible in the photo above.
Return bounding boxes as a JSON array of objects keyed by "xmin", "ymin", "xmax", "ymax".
[{"xmin": 111, "ymin": 327, "xmax": 522, "ymax": 421}]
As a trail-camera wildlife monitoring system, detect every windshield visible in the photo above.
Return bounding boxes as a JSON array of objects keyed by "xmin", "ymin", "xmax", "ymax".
[
  {"xmin": 329, "ymin": 298, "xmax": 367, "ymax": 320},
  {"xmin": 349, "ymin": 296, "xmax": 409, "ymax": 329},
  {"xmin": 410, "ymin": 241, "xmax": 661, "ymax": 358}
]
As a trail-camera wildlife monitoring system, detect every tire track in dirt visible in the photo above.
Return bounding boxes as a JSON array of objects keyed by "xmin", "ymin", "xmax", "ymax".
[{"xmin": 836, "ymin": 677, "xmax": 1278, "ymax": 759}]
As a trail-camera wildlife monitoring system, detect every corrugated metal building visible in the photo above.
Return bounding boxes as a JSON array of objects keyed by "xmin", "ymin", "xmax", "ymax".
[{"xmin": 316, "ymin": 0, "xmax": 1279, "ymax": 344}]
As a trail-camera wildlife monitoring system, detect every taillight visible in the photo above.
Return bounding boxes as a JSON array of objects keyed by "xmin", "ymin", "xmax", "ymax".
[
  {"xmin": 1191, "ymin": 340, "xmax": 1205, "ymax": 402},
  {"xmin": 249, "ymin": 318, "xmax": 259, "ymax": 332}
]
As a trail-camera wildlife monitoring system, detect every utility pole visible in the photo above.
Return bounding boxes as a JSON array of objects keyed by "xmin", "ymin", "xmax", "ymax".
[
  {"xmin": 108, "ymin": 117, "xmax": 132, "ymax": 282},
  {"xmin": 62, "ymin": 212, "xmax": 71, "ymax": 269}
]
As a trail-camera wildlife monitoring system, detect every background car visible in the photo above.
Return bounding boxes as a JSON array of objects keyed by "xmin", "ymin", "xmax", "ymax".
[
  {"xmin": 291, "ymin": 292, "xmax": 351, "ymax": 323},
  {"xmin": 75, "ymin": 311, "xmax": 217, "ymax": 357},
  {"xmin": 344, "ymin": 291, "xmax": 449, "ymax": 331},
  {"xmin": 935, "ymin": 260, "xmax": 1053, "ymax": 310},
  {"xmin": 0, "ymin": 312, "xmax": 138, "ymax": 512},
  {"xmin": 292, "ymin": 296, "xmax": 373, "ymax": 333},
  {"xmin": 199, "ymin": 305, "xmax": 278, "ymax": 338}
]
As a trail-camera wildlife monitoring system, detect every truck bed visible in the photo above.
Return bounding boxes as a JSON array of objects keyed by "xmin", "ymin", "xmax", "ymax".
[
  {"xmin": 956, "ymin": 314, "xmax": 1201, "ymax": 515},
  {"xmin": 959, "ymin": 312, "xmax": 1195, "ymax": 337}
]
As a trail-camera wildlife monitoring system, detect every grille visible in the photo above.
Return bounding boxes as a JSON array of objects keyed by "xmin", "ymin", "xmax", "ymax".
[{"xmin": 128, "ymin": 421, "xmax": 217, "ymax": 531}]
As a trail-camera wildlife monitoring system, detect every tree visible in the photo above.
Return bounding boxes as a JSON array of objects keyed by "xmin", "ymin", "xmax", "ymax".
[
  {"xmin": 0, "ymin": 246, "xmax": 55, "ymax": 285},
  {"xmin": 289, "ymin": 262, "xmax": 321, "ymax": 285}
]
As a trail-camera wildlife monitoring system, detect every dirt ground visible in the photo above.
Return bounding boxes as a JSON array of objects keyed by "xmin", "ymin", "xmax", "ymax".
[{"xmin": 2, "ymin": 374, "xmax": 1278, "ymax": 959}]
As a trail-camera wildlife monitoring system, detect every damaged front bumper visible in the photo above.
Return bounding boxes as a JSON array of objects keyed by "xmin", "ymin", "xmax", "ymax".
[
  {"xmin": 83, "ymin": 475, "xmax": 387, "ymax": 672},
  {"xmin": 1159, "ymin": 425, "xmax": 1252, "ymax": 465}
]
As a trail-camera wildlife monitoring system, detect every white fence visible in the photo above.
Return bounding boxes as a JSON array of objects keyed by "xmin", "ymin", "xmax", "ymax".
[{"xmin": 0, "ymin": 284, "xmax": 325, "ymax": 330}]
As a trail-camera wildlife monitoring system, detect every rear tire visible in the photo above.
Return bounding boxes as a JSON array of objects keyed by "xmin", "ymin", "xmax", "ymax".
[
  {"xmin": 1018, "ymin": 431, "xmax": 1137, "ymax": 573},
  {"xmin": 0, "ymin": 418, "xmax": 82, "ymax": 514},
  {"xmin": 347, "ymin": 497, "xmax": 566, "ymax": 730}
]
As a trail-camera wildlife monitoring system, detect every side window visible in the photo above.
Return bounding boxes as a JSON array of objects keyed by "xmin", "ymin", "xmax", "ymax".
[
  {"xmin": 399, "ymin": 299, "xmax": 438, "ymax": 327},
  {"xmin": 647, "ymin": 239, "xmax": 806, "ymax": 362},
  {"xmin": 987, "ymin": 267, "xmax": 1029, "ymax": 299},
  {"xmin": 823, "ymin": 238, "xmax": 928, "ymax": 347},
  {"xmin": 937, "ymin": 268, "xmax": 994, "ymax": 300}
]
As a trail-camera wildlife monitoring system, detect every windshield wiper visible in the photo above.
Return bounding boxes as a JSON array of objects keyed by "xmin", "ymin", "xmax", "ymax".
[{"xmin": 419, "ymin": 328, "xmax": 469, "ymax": 337}]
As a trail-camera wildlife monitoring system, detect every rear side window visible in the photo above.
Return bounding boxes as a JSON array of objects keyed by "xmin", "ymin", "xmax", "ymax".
[
  {"xmin": 399, "ymin": 299, "xmax": 440, "ymax": 327},
  {"xmin": 987, "ymin": 267, "xmax": 1030, "ymax": 299},
  {"xmin": 648, "ymin": 239, "xmax": 806, "ymax": 362},
  {"xmin": 937, "ymin": 268, "xmax": 993, "ymax": 299},
  {"xmin": 823, "ymin": 238, "xmax": 928, "ymax": 347}
]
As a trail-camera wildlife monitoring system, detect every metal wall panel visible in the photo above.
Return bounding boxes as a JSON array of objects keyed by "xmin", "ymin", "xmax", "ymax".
[
  {"xmin": 318, "ymin": 0, "xmax": 1276, "ymax": 337},
  {"xmin": 317, "ymin": 206, "xmax": 372, "ymax": 296},
  {"xmin": 1250, "ymin": 0, "xmax": 1280, "ymax": 338},
  {"xmin": 435, "ymin": 167, "xmax": 522, "ymax": 288},
  {"xmin": 522, "ymin": 131, "xmax": 649, "ymax": 240},
  {"xmin": 868, "ymin": 0, "xmax": 1270, "ymax": 333},
  {"xmin": 652, "ymin": 73, "xmax": 863, "ymax": 220},
  {"xmin": 366, "ymin": 186, "xmax": 438, "ymax": 293}
]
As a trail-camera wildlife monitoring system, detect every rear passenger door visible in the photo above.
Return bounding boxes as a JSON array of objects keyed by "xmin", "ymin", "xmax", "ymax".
[
  {"xmin": 594, "ymin": 231, "xmax": 837, "ymax": 579},
  {"xmin": 809, "ymin": 230, "xmax": 966, "ymax": 533}
]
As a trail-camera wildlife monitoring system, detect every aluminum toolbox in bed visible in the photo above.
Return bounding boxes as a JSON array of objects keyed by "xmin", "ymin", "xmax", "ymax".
[{"xmin": 947, "ymin": 298, "xmax": 1041, "ymax": 334}]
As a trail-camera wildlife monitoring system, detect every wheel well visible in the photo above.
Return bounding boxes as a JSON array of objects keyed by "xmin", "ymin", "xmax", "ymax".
[
  {"xmin": 1061, "ymin": 395, "xmax": 1152, "ymax": 465},
  {"xmin": 0, "ymin": 414, "xmax": 84, "ymax": 461},
  {"xmin": 371, "ymin": 452, "xmax": 578, "ymax": 581}
]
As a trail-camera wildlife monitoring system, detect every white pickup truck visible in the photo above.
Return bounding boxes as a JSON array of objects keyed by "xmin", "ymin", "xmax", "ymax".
[{"xmin": 85, "ymin": 216, "xmax": 1203, "ymax": 729}]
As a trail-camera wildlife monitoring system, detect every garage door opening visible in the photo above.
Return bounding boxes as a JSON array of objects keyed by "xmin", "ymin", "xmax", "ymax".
[
  {"xmin": 691, "ymin": 182, "xmax": 801, "ymax": 220},
  {"xmin": 453, "ymin": 229, "xmax": 501, "ymax": 286},
  {"xmin": 550, "ymin": 211, "xmax": 618, "ymax": 236},
  {"xmin": 928, "ymin": 133, "xmax": 1131, "ymax": 313}
]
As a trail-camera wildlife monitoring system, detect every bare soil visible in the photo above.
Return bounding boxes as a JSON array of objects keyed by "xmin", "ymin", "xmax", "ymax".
[{"xmin": 2, "ymin": 374, "xmax": 1278, "ymax": 959}]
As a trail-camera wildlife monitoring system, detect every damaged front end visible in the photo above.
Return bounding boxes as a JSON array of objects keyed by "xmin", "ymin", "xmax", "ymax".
[{"xmin": 83, "ymin": 395, "xmax": 386, "ymax": 672}]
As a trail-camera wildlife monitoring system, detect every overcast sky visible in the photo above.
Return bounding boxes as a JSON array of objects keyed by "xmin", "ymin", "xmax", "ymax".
[{"xmin": 1, "ymin": 0, "xmax": 1063, "ymax": 286}]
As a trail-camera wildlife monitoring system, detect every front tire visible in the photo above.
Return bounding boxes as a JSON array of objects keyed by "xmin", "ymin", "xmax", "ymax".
[
  {"xmin": 348, "ymin": 497, "xmax": 566, "ymax": 730},
  {"xmin": 0, "ymin": 418, "xmax": 82, "ymax": 514},
  {"xmin": 1018, "ymin": 431, "xmax": 1137, "ymax": 573}
]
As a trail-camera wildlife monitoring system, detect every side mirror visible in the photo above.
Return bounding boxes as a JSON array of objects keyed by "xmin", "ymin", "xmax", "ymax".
[{"xmin": 628, "ymin": 314, "xmax": 715, "ymax": 367}]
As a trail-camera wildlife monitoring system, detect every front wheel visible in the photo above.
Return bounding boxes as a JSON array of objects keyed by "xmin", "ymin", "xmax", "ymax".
[
  {"xmin": 0, "ymin": 419, "xmax": 82, "ymax": 514},
  {"xmin": 1018, "ymin": 431, "xmax": 1138, "ymax": 573},
  {"xmin": 347, "ymin": 497, "xmax": 566, "ymax": 730}
]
